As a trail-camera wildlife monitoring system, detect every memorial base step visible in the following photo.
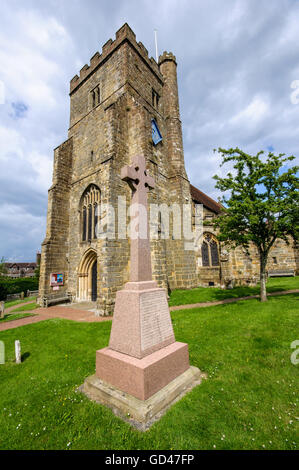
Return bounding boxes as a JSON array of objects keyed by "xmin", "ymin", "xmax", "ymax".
[
  {"xmin": 81, "ymin": 366, "xmax": 203, "ymax": 431},
  {"xmin": 96, "ymin": 341, "xmax": 189, "ymax": 400}
]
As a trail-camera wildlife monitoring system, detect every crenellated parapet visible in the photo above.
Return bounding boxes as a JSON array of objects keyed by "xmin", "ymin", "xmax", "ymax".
[
  {"xmin": 158, "ymin": 51, "xmax": 177, "ymax": 66},
  {"xmin": 70, "ymin": 23, "xmax": 162, "ymax": 94}
]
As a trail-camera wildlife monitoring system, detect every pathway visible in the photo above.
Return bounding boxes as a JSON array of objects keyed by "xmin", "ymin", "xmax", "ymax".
[
  {"xmin": 0, "ymin": 303, "xmax": 111, "ymax": 332},
  {"xmin": 1, "ymin": 288, "xmax": 298, "ymax": 332}
]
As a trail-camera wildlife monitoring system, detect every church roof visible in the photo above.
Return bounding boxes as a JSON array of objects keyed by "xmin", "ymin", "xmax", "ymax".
[{"xmin": 190, "ymin": 184, "xmax": 222, "ymax": 214}]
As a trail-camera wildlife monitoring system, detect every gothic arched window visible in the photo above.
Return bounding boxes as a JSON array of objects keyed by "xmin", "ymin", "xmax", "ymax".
[
  {"xmin": 94, "ymin": 203, "xmax": 98, "ymax": 239},
  {"xmin": 82, "ymin": 207, "xmax": 87, "ymax": 241},
  {"xmin": 88, "ymin": 205, "xmax": 92, "ymax": 241},
  {"xmin": 210, "ymin": 240, "xmax": 219, "ymax": 266},
  {"xmin": 201, "ymin": 233, "xmax": 220, "ymax": 267},
  {"xmin": 80, "ymin": 185, "xmax": 101, "ymax": 242},
  {"xmin": 202, "ymin": 242, "xmax": 209, "ymax": 266}
]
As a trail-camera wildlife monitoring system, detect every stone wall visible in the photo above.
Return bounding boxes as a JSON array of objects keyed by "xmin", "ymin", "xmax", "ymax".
[{"xmin": 38, "ymin": 138, "xmax": 73, "ymax": 305}]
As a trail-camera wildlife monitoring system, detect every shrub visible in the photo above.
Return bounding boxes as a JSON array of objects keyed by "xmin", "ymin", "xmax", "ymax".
[{"xmin": 0, "ymin": 277, "xmax": 39, "ymax": 301}]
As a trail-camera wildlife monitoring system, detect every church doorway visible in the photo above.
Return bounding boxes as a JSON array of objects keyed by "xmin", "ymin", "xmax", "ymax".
[
  {"xmin": 77, "ymin": 249, "xmax": 98, "ymax": 301},
  {"xmin": 91, "ymin": 260, "xmax": 97, "ymax": 301}
]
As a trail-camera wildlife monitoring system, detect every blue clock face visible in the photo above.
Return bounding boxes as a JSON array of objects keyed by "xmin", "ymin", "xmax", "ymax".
[{"xmin": 151, "ymin": 119, "xmax": 162, "ymax": 145}]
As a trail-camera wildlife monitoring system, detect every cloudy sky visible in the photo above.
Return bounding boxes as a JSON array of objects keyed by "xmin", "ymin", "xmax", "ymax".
[{"xmin": 0, "ymin": 0, "xmax": 299, "ymax": 261}]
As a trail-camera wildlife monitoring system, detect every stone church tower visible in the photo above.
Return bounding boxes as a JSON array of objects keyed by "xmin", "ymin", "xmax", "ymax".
[
  {"xmin": 38, "ymin": 24, "xmax": 298, "ymax": 313},
  {"xmin": 38, "ymin": 24, "xmax": 199, "ymax": 314}
]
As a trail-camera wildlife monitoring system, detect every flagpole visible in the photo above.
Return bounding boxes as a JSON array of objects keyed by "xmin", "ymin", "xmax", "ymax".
[{"xmin": 154, "ymin": 29, "xmax": 158, "ymax": 63}]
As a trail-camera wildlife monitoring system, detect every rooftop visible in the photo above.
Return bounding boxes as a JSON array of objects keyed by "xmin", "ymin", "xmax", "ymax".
[{"xmin": 190, "ymin": 184, "xmax": 222, "ymax": 214}]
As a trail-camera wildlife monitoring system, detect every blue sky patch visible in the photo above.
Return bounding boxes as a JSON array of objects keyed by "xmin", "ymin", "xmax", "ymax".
[{"xmin": 11, "ymin": 101, "xmax": 28, "ymax": 119}]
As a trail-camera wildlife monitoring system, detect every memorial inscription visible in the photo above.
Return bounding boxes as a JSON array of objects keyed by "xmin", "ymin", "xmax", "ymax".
[{"xmin": 140, "ymin": 290, "xmax": 174, "ymax": 352}]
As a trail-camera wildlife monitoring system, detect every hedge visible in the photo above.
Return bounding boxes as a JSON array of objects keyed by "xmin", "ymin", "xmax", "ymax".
[{"xmin": 0, "ymin": 277, "xmax": 39, "ymax": 301}]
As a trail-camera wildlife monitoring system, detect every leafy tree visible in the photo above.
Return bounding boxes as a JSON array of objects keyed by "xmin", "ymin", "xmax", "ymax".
[
  {"xmin": 212, "ymin": 148, "xmax": 298, "ymax": 301},
  {"xmin": 35, "ymin": 263, "xmax": 40, "ymax": 279},
  {"xmin": 35, "ymin": 254, "xmax": 40, "ymax": 280},
  {"xmin": 0, "ymin": 257, "xmax": 8, "ymax": 276}
]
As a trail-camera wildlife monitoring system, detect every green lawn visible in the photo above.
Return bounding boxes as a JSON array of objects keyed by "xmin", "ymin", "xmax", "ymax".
[
  {"xmin": 4, "ymin": 296, "xmax": 37, "ymax": 309},
  {"xmin": 0, "ymin": 293, "xmax": 298, "ymax": 450},
  {"xmin": 10, "ymin": 303, "xmax": 39, "ymax": 313},
  {"xmin": 169, "ymin": 276, "xmax": 299, "ymax": 306},
  {"xmin": 0, "ymin": 300, "xmax": 38, "ymax": 323},
  {"xmin": 0, "ymin": 312, "xmax": 37, "ymax": 323}
]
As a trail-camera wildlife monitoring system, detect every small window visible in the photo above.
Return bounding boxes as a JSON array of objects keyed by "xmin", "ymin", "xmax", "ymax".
[
  {"xmin": 152, "ymin": 89, "xmax": 160, "ymax": 109},
  {"xmin": 90, "ymin": 150, "xmax": 94, "ymax": 162},
  {"xmin": 91, "ymin": 86, "xmax": 100, "ymax": 108},
  {"xmin": 273, "ymin": 257, "xmax": 277, "ymax": 264},
  {"xmin": 96, "ymin": 87, "xmax": 100, "ymax": 104}
]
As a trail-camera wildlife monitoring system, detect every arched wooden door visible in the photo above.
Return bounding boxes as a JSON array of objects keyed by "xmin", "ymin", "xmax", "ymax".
[
  {"xmin": 77, "ymin": 249, "xmax": 97, "ymax": 301},
  {"xmin": 91, "ymin": 261, "xmax": 97, "ymax": 301}
]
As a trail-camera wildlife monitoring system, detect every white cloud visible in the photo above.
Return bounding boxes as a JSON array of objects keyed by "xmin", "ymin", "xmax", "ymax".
[
  {"xmin": 230, "ymin": 95, "xmax": 270, "ymax": 125},
  {"xmin": 0, "ymin": 125, "xmax": 25, "ymax": 159},
  {"xmin": 0, "ymin": 203, "xmax": 46, "ymax": 262},
  {"xmin": 27, "ymin": 151, "xmax": 53, "ymax": 191}
]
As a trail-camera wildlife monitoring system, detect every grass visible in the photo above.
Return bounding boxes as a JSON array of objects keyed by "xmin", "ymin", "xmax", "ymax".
[
  {"xmin": 4, "ymin": 296, "xmax": 37, "ymax": 309},
  {"xmin": 0, "ymin": 313, "xmax": 37, "ymax": 324},
  {"xmin": 10, "ymin": 303, "xmax": 39, "ymax": 313},
  {"xmin": 0, "ymin": 293, "xmax": 298, "ymax": 450},
  {"xmin": 169, "ymin": 276, "xmax": 299, "ymax": 306},
  {"xmin": 0, "ymin": 299, "xmax": 38, "ymax": 323}
]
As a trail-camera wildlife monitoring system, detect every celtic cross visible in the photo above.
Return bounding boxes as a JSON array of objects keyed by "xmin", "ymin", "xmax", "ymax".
[{"xmin": 121, "ymin": 155, "xmax": 155, "ymax": 282}]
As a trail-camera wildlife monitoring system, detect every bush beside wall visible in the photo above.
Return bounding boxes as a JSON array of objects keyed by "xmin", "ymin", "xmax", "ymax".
[{"xmin": 0, "ymin": 277, "xmax": 39, "ymax": 301}]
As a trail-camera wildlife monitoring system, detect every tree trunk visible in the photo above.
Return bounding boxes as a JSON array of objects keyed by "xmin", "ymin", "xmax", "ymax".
[{"xmin": 259, "ymin": 254, "xmax": 268, "ymax": 302}]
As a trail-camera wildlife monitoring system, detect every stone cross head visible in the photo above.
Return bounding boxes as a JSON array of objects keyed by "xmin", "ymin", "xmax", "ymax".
[{"xmin": 121, "ymin": 155, "xmax": 155, "ymax": 201}]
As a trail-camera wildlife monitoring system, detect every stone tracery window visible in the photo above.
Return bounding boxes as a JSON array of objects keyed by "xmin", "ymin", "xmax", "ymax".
[
  {"xmin": 201, "ymin": 233, "xmax": 219, "ymax": 266},
  {"xmin": 88, "ymin": 205, "xmax": 92, "ymax": 241},
  {"xmin": 80, "ymin": 185, "xmax": 101, "ymax": 242},
  {"xmin": 94, "ymin": 203, "xmax": 98, "ymax": 239},
  {"xmin": 210, "ymin": 240, "xmax": 219, "ymax": 266},
  {"xmin": 82, "ymin": 207, "xmax": 87, "ymax": 241},
  {"xmin": 202, "ymin": 241, "xmax": 209, "ymax": 266}
]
